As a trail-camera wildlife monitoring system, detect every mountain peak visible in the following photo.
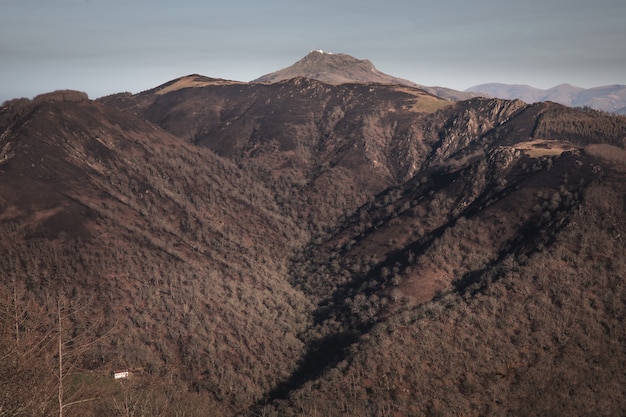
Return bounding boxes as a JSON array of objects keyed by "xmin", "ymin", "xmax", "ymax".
[
  {"xmin": 252, "ymin": 51, "xmax": 411, "ymax": 86},
  {"xmin": 310, "ymin": 49, "xmax": 333, "ymax": 55},
  {"xmin": 251, "ymin": 51, "xmax": 481, "ymax": 101}
]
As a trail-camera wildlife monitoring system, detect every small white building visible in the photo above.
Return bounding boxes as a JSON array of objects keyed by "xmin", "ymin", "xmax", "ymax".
[{"xmin": 113, "ymin": 370, "xmax": 130, "ymax": 380}]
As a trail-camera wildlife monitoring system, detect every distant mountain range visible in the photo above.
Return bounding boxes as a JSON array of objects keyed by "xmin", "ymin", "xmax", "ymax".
[{"xmin": 466, "ymin": 83, "xmax": 626, "ymax": 114}]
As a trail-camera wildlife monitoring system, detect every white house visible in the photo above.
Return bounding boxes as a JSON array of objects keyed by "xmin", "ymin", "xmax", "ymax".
[{"xmin": 113, "ymin": 370, "xmax": 130, "ymax": 380}]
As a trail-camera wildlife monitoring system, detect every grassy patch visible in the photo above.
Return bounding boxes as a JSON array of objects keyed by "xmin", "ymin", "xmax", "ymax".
[{"xmin": 512, "ymin": 139, "xmax": 580, "ymax": 157}]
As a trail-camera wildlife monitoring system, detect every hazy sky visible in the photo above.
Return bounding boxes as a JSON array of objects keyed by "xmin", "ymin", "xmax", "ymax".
[{"xmin": 2, "ymin": 0, "xmax": 625, "ymax": 102}]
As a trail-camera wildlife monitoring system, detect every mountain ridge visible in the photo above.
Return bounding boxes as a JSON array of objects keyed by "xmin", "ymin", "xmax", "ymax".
[
  {"xmin": 253, "ymin": 50, "xmax": 480, "ymax": 101},
  {"xmin": 253, "ymin": 50, "xmax": 415, "ymax": 86},
  {"xmin": 467, "ymin": 82, "xmax": 626, "ymax": 114},
  {"xmin": 1, "ymin": 69, "xmax": 626, "ymax": 416}
]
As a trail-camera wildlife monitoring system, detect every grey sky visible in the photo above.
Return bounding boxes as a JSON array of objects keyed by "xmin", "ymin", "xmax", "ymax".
[{"xmin": 1, "ymin": 0, "xmax": 625, "ymax": 102}]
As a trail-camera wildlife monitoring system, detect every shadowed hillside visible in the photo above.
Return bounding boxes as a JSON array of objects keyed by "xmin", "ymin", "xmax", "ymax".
[
  {"xmin": 0, "ymin": 91, "xmax": 311, "ymax": 416},
  {"xmin": 2, "ymin": 76, "xmax": 626, "ymax": 416},
  {"xmin": 101, "ymin": 76, "xmax": 453, "ymax": 230}
]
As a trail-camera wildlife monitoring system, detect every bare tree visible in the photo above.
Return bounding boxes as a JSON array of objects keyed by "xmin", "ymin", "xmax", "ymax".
[{"xmin": 53, "ymin": 293, "xmax": 115, "ymax": 417}]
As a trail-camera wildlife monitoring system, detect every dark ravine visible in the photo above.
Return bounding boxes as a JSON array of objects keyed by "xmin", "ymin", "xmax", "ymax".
[{"xmin": 1, "ymin": 60, "xmax": 626, "ymax": 416}]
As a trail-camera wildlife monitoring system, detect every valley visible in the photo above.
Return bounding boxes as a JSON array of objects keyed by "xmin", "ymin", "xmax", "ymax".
[{"xmin": 1, "ymin": 53, "xmax": 626, "ymax": 416}]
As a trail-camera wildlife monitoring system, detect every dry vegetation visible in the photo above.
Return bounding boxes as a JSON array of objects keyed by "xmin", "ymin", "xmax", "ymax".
[
  {"xmin": 267, "ymin": 179, "xmax": 626, "ymax": 417},
  {"xmin": 584, "ymin": 143, "xmax": 626, "ymax": 168},
  {"xmin": 1, "ymin": 83, "xmax": 626, "ymax": 416},
  {"xmin": 154, "ymin": 75, "xmax": 243, "ymax": 95}
]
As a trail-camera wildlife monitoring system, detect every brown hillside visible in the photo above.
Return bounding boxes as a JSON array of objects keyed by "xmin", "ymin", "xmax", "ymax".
[
  {"xmin": 0, "ymin": 95, "xmax": 311, "ymax": 416},
  {"xmin": 2, "ymin": 78, "xmax": 626, "ymax": 416},
  {"xmin": 102, "ymin": 77, "xmax": 452, "ymax": 228},
  {"xmin": 261, "ymin": 104, "xmax": 626, "ymax": 417}
]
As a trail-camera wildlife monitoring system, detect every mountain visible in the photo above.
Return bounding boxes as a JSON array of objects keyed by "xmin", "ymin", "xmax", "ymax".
[
  {"xmin": 253, "ymin": 50, "xmax": 412, "ymax": 86},
  {"xmin": 0, "ymin": 89, "xmax": 311, "ymax": 416},
  {"xmin": 467, "ymin": 82, "xmax": 626, "ymax": 114},
  {"xmin": 253, "ymin": 50, "xmax": 479, "ymax": 101},
  {"xmin": 2, "ymin": 71, "xmax": 626, "ymax": 416},
  {"xmin": 99, "ymin": 74, "xmax": 455, "ymax": 228}
]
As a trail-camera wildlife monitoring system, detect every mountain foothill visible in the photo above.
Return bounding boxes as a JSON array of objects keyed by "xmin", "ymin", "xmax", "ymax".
[{"xmin": 1, "ymin": 51, "xmax": 626, "ymax": 416}]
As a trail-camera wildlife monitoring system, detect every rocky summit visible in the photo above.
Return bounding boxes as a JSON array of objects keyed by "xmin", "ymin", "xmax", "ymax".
[{"xmin": 254, "ymin": 50, "xmax": 479, "ymax": 101}]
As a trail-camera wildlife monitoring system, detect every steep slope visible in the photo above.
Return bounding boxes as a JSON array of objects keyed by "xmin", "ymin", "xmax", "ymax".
[
  {"xmin": 105, "ymin": 73, "xmax": 626, "ymax": 415},
  {"xmin": 101, "ymin": 76, "xmax": 453, "ymax": 228},
  {"xmin": 0, "ymin": 91, "xmax": 311, "ymax": 416},
  {"xmin": 269, "ymin": 181, "xmax": 626, "ymax": 416},
  {"xmin": 3, "ymin": 78, "xmax": 626, "ymax": 417},
  {"xmin": 253, "ymin": 50, "xmax": 479, "ymax": 101},
  {"xmin": 289, "ymin": 99, "xmax": 624, "ymax": 309},
  {"xmin": 260, "ymin": 102, "xmax": 626, "ymax": 417}
]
